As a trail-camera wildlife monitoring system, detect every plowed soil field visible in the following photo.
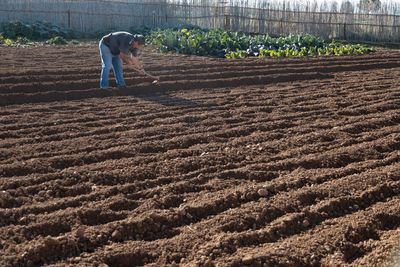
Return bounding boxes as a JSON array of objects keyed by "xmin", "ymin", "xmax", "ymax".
[{"xmin": 1, "ymin": 45, "xmax": 400, "ymax": 267}]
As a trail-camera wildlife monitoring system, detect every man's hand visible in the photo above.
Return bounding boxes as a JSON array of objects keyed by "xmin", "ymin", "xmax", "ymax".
[
  {"xmin": 120, "ymin": 52, "xmax": 146, "ymax": 76},
  {"xmin": 128, "ymin": 65, "xmax": 146, "ymax": 76},
  {"xmin": 126, "ymin": 64, "xmax": 135, "ymax": 70}
]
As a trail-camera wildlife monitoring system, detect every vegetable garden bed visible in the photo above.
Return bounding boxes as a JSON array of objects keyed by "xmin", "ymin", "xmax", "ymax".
[{"xmin": 148, "ymin": 28, "xmax": 374, "ymax": 58}]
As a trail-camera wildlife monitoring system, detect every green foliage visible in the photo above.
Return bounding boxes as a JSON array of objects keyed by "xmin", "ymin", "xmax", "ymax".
[
  {"xmin": 0, "ymin": 21, "xmax": 87, "ymax": 46},
  {"xmin": 1, "ymin": 21, "xmax": 74, "ymax": 40},
  {"xmin": 46, "ymin": 36, "xmax": 68, "ymax": 45},
  {"xmin": 68, "ymin": 40, "xmax": 81, "ymax": 45},
  {"xmin": 226, "ymin": 49, "xmax": 248, "ymax": 59},
  {"xmin": 129, "ymin": 25, "xmax": 154, "ymax": 36},
  {"xmin": 0, "ymin": 20, "xmax": 376, "ymax": 56},
  {"xmin": 148, "ymin": 27, "xmax": 375, "ymax": 58},
  {"xmin": 0, "ymin": 33, "xmax": 33, "ymax": 46},
  {"xmin": 1, "ymin": 21, "xmax": 32, "ymax": 39},
  {"xmin": 150, "ymin": 28, "xmax": 253, "ymax": 56},
  {"xmin": 16, "ymin": 36, "xmax": 30, "ymax": 44},
  {"xmin": 0, "ymin": 37, "xmax": 16, "ymax": 46},
  {"xmin": 255, "ymin": 44, "xmax": 373, "ymax": 58}
]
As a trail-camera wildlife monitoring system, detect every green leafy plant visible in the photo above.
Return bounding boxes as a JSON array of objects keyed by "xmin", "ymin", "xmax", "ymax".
[
  {"xmin": 16, "ymin": 36, "xmax": 30, "ymax": 44},
  {"xmin": 46, "ymin": 36, "xmax": 68, "ymax": 45},
  {"xmin": 0, "ymin": 33, "xmax": 29, "ymax": 46},
  {"xmin": 68, "ymin": 40, "xmax": 81, "ymax": 45},
  {"xmin": 226, "ymin": 49, "xmax": 248, "ymax": 59}
]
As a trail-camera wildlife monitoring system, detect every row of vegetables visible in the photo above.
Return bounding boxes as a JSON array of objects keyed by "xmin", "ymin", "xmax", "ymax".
[
  {"xmin": 1, "ymin": 21, "xmax": 375, "ymax": 58},
  {"xmin": 0, "ymin": 35, "xmax": 75, "ymax": 45},
  {"xmin": 147, "ymin": 28, "xmax": 375, "ymax": 58},
  {"xmin": 0, "ymin": 21, "xmax": 83, "ymax": 45}
]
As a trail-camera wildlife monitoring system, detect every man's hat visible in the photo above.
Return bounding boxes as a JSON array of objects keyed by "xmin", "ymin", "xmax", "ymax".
[{"xmin": 132, "ymin": 34, "xmax": 145, "ymax": 45}]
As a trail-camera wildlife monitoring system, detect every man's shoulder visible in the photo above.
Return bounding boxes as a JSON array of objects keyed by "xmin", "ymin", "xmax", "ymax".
[{"xmin": 112, "ymin": 31, "xmax": 133, "ymax": 38}]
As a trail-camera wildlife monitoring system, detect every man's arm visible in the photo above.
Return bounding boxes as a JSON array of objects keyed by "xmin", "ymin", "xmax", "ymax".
[
  {"xmin": 130, "ymin": 54, "xmax": 142, "ymax": 70},
  {"xmin": 120, "ymin": 52, "xmax": 145, "ymax": 74}
]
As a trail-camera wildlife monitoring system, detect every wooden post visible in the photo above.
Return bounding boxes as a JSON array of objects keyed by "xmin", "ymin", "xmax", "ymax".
[
  {"xmin": 67, "ymin": 10, "xmax": 71, "ymax": 28},
  {"xmin": 224, "ymin": 14, "xmax": 230, "ymax": 30},
  {"xmin": 343, "ymin": 23, "xmax": 346, "ymax": 40}
]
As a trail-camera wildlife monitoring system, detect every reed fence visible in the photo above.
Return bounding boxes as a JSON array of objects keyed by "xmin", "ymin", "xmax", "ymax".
[{"xmin": 0, "ymin": 0, "xmax": 399, "ymax": 43}]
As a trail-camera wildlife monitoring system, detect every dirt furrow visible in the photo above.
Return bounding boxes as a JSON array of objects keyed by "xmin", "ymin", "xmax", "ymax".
[
  {"xmin": 1, "ymin": 45, "xmax": 400, "ymax": 267},
  {"xmin": 1, "ymin": 90, "xmax": 398, "ymax": 164},
  {"xmin": 1, "ymin": 56, "xmax": 399, "ymax": 89},
  {"xmin": 214, "ymin": 196, "xmax": 400, "ymax": 266}
]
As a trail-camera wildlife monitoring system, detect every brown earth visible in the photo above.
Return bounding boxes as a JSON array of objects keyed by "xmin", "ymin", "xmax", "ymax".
[{"xmin": 0, "ymin": 44, "xmax": 400, "ymax": 267}]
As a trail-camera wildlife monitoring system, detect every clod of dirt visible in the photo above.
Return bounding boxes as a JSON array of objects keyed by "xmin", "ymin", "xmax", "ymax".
[
  {"xmin": 242, "ymin": 255, "xmax": 255, "ymax": 264},
  {"xmin": 178, "ymin": 209, "xmax": 187, "ymax": 216},
  {"xmin": 203, "ymin": 259, "xmax": 215, "ymax": 267},
  {"xmin": 178, "ymin": 206, "xmax": 188, "ymax": 216},
  {"xmin": 75, "ymin": 226, "xmax": 86, "ymax": 239},
  {"xmin": 302, "ymin": 219, "xmax": 311, "ymax": 228},
  {"xmin": 258, "ymin": 188, "xmax": 268, "ymax": 197},
  {"xmin": 44, "ymin": 236, "xmax": 60, "ymax": 246},
  {"xmin": 111, "ymin": 230, "xmax": 122, "ymax": 240}
]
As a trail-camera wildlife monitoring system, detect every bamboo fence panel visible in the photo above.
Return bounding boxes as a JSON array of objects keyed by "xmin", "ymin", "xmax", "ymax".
[{"xmin": 0, "ymin": 0, "xmax": 399, "ymax": 43}]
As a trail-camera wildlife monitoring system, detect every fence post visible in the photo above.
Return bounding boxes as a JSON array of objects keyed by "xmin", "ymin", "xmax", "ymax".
[
  {"xmin": 224, "ymin": 14, "xmax": 230, "ymax": 30},
  {"xmin": 343, "ymin": 23, "xmax": 346, "ymax": 40},
  {"xmin": 67, "ymin": 10, "xmax": 71, "ymax": 28}
]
